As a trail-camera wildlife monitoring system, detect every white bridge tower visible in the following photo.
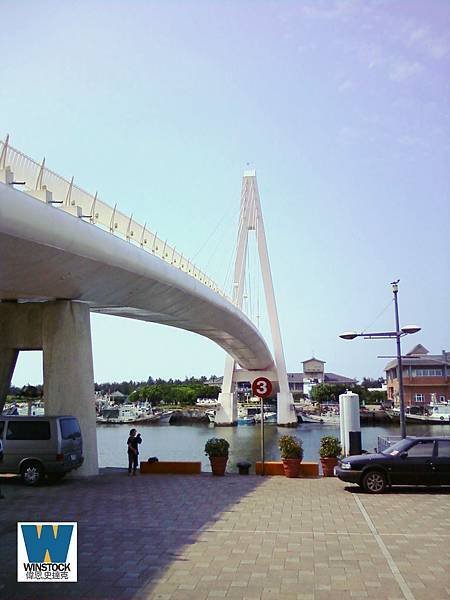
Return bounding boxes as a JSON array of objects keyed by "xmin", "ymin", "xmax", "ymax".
[{"xmin": 215, "ymin": 171, "xmax": 297, "ymax": 426}]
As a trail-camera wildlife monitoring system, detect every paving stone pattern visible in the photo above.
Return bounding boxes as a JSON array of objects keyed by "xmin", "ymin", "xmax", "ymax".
[{"xmin": 0, "ymin": 470, "xmax": 449, "ymax": 599}]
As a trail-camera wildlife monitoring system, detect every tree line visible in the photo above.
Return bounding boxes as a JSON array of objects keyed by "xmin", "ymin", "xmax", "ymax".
[
  {"xmin": 128, "ymin": 383, "xmax": 220, "ymax": 406},
  {"xmin": 8, "ymin": 375, "xmax": 386, "ymax": 406},
  {"xmin": 308, "ymin": 381, "xmax": 386, "ymax": 406},
  {"xmin": 7, "ymin": 376, "xmax": 221, "ymax": 407}
]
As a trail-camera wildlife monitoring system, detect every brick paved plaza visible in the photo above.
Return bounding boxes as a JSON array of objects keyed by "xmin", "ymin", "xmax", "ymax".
[{"xmin": 1, "ymin": 470, "xmax": 449, "ymax": 600}]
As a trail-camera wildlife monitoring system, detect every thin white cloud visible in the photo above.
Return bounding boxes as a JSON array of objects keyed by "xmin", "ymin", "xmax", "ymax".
[
  {"xmin": 389, "ymin": 59, "xmax": 424, "ymax": 82},
  {"xmin": 428, "ymin": 39, "xmax": 450, "ymax": 60},
  {"xmin": 299, "ymin": 1, "xmax": 355, "ymax": 20},
  {"xmin": 402, "ymin": 22, "xmax": 450, "ymax": 61},
  {"xmin": 337, "ymin": 79, "xmax": 354, "ymax": 93},
  {"xmin": 299, "ymin": 1, "xmax": 450, "ymax": 64}
]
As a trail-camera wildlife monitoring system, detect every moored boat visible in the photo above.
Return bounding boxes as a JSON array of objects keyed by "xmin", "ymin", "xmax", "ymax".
[
  {"xmin": 386, "ymin": 402, "xmax": 450, "ymax": 424},
  {"xmin": 2, "ymin": 402, "xmax": 45, "ymax": 416},
  {"xmin": 300, "ymin": 411, "xmax": 340, "ymax": 425},
  {"xmin": 97, "ymin": 403, "xmax": 162, "ymax": 424},
  {"xmin": 205, "ymin": 409, "xmax": 216, "ymax": 423},
  {"xmin": 254, "ymin": 411, "xmax": 277, "ymax": 424},
  {"xmin": 155, "ymin": 410, "xmax": 174, "ymax": 424},
  {"xmin": 238, "ymin": 405, "xmax": 256, "ymax": 425},
  {"xmin": 406, "ymin": 401, "xmax": 450, "ymax": 424},
  {"xmin": 196, "ymin": 398, "xmax": 219, "ymax": 407}
]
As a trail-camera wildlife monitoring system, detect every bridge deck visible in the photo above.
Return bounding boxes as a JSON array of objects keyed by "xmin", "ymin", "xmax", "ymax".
[{"xmin": 0, "ymin": 182, "xmax": 274, "ymax": 371}]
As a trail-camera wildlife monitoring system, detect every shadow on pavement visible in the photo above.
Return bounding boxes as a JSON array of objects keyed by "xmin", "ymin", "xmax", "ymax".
[{"xmin": 0, "ymin": 468, "xmax": 265, "ymax": 599}]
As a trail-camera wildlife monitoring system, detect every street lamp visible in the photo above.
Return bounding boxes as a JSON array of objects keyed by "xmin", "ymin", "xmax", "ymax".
[{"xmin": 339, "ymin": 280, "xmax": 421, "ymax": 439}]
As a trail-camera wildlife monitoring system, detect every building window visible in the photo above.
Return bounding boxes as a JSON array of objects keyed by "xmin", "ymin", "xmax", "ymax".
[
  {"xmin": 440, "ymin": 395, "xmax": 446, "ymax": 403},
  {"xmin": 411, "ymin": 368, "xmax": 443, "ymax": 377},
  {"xmin": 414, "ymin": 394, "xmax": 424, "ymax": 403}
]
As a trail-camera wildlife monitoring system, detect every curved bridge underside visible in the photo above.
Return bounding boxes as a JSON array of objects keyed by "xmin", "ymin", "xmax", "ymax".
[{"xmin": 0, "ymin": 183, "xmax": 274, "ymax": 371}]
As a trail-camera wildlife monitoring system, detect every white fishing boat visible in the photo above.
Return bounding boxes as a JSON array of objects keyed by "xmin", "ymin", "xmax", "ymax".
[
  {"xmin": 97, "ymin": 403, "xmax": 161, "ymax": 424},
  {"xmin": 155, "ymin": 410, "xmax": 174, "ymax": 424},
  {"xmin": 238, "ymin": 405, "xmax": 256, "ymax": 425},
  {"xmin": 406, "ymin": 401, "xmax": 450, "ymax": 424},
  {"xmin": 386, "ymin": 407, "xmax": 400, "ymax": 421},
  {"xmin": 386, "ymin": 402, "xmax": 450, "ymax": 424},
  {"xmin": 97, "ymin": 404, "xmax": 140, "ymax": 423},
  {"xmin": 300, "ymin": 411, "xmax": 340, "ymax": 425},
  {"xmin": 196, "ymin": 398, "xmax": 219, "ymax": 407},
  {"xmin": 205, "ymin": 409, "xmax": 216, "ymax": 423},
  {"xmin": 2, "ymin": 402, "xmax": 45, "ymax": 416},
  {"xmin": 254, "ymin": 411, "xmax": 277, "ymax": 424}
]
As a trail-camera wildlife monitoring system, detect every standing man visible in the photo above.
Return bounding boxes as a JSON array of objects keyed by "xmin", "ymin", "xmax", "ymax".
[{"xmin": 127, "ymin": 429, "xmax": 142, "ymax": 476}]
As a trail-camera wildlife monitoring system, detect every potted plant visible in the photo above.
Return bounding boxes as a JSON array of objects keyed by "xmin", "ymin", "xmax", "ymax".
[
  {"xmin": 319, "ymin": 436, "xmax": 342, "ymax": 477},
  {"xmin": 205, "ymin": 438, "xmax": 230, "ymax": 476},
  {"xmin": 279, "ymin": 435, "xmax": 303, "ymax": 478}
]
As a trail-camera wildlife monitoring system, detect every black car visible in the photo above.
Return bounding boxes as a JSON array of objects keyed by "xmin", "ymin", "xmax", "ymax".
[{"xmin": 335, "ymin": 436, "xmax": 450, "ymax": 493}]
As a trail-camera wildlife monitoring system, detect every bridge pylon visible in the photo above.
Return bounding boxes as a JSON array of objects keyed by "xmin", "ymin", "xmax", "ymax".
[{"xmin": 215, "ymin": 171, "xmax": 297, "ymax": 427}]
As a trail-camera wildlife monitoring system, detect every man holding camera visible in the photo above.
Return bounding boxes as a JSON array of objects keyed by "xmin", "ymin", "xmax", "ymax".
[{"xmin": 127, "ymin": 429, "xmax": 142, "ymax": 476}]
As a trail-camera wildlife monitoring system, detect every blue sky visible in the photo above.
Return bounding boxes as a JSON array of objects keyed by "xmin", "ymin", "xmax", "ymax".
[{"xmin": 2, "ymin": 0, "xmax": 449, "ymax": 386}]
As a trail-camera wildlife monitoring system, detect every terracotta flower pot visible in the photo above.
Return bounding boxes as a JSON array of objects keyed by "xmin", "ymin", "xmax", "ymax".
[
  {"xmin": 282, "ymin": 458, "xmax": 302, "ymax": 478},
  {"xmin": 209, "ymin": 456, "xmax": 228, "ymax": 476},
  {"xmin": 320, "ymin": 457, "xmax": 338, "ymax": 477}
]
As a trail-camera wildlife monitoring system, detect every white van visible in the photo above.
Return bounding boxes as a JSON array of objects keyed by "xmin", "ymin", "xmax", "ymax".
[{"xmin": 0, "ymin": 416, "xmax": 84, "ymax": 485}]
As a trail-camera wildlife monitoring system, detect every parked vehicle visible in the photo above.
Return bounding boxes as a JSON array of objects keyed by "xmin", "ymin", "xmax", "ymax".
[
  {"xmin": 335, "ymin": 436, "xmax": 450, "ymax": 493},
  {"xmin": 0, "ymin": 416, "xmax": 84, "ymax": 486}
]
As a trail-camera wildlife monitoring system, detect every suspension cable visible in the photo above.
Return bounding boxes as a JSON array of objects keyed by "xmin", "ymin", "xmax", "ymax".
[{"xmin": 361, "ymin": 298, "xmax": 394, "ymax": 334}]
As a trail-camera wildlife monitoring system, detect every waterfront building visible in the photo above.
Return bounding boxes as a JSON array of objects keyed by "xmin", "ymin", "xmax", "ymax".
[
  {"xmin": 385, "ymin": 344, "xmax": 450, "ymax": 407},
  {"xmin": 107, "ymin": 390, "xmax": 129, "ymax": 403},
  {"xmin": 205, "ymin": 357, "xmax": 355, "ymax": 399},
  {"xmin": 288, "ymin": 357, "xmax": 356, "ymax": 397}
]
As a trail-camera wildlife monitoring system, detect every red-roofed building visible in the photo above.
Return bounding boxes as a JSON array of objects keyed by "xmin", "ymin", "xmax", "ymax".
[{"xmin": 385, "ymin": 344, "xmax": 450, "ymax": 408}]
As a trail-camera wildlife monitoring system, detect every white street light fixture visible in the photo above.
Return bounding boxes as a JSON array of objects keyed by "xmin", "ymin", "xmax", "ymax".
[
  {"xmin": 401, "ymin": 325, "xmax": 421, "ymax": 335},
  {"xmin": 339, "ymin": 331, "xmax": 358, "ymax": 340}
]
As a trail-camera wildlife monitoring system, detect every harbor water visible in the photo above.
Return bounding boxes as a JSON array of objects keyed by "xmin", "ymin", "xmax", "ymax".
[{"xmin": 97, "ymin": 421, "xmax": 450, "ymax": 473}]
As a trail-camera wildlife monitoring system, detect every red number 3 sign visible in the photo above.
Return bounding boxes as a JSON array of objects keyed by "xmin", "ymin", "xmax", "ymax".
[{"xmin": 252, "ymin": 377, "xmax": 273, "ymax": 399}]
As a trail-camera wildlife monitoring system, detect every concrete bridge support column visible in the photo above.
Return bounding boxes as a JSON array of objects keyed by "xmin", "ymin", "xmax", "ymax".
[
  {"xmin": 215, "ymin": 392, "xmax": 237, "ymax": 426},
  {"xmin": 42, "ymin": 302, "xmax": 98, "ymax": 476},
  {"xmin": 0, "ymin": 347, "xmax": 19, "ymax": 413},
  {"xmin": 215, "ymin": 354, "xmax": 237, "ymax": 426},
  {"xmin": 0, "ymin": 301, "xmax": 98, "ymax": 476}
]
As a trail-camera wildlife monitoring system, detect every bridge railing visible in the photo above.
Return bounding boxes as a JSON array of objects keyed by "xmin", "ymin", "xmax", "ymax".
[{"xmin": 0, "ymin": 138, "xmax": 226, "ymax": 297}]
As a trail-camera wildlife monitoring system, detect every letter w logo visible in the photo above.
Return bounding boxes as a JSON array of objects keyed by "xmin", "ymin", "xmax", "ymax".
[{"xmin": 21, "ymin": 524, "xmax": 73, "ymax": 563}]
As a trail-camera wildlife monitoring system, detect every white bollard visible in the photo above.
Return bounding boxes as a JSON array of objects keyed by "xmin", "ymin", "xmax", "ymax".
[{"xmin": 339, "ymin": 391, "xmax": 361, "ymax": 456}]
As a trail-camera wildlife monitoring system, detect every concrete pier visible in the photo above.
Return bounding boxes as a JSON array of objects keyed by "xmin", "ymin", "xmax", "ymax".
[{"xmin": 0, "ymin": 301, "xmax": 98, "ymax": 476}]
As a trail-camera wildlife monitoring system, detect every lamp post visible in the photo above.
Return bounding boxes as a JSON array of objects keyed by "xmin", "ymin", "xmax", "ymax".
[{"xmin": 339, "ymin": 280, "xmax": 420, "ymax": 439}]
